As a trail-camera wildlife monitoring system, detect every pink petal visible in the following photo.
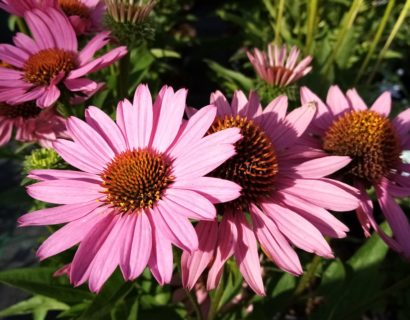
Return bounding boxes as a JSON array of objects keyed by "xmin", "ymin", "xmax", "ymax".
[
  {"xmin": 376, "ymin": 185, "xmax": 410, "ymax": 258},
  {"xmin": 78, "ymin": 31, "xmax": 110, "ymax": 65},
  {"xmin": 255, "ymin": 95, "xmax": 288, "ymax": 131},
  {"xmin": 154, "ymin": 203, "xmax": 198, "ymax": 253},
  {"xmin": 250, "ymin": 204, "xmax": 302, "ymax": 275},
  {"xmin": 37, "ymin": 85, "xmax": 60, "ymax": 108},
  {"xmin": 13, "ymin": 32, "xmax": 40, "ymax": 54},
  {"xmin": 0, "ymin": 121, "xmax": 12, "ymax": 146},
  {"xmin": 120, "ymin": 213, "xmax": 152, "ymax": 280},
  {"xmin": 36, "ymin": 208, "xmax": 106, "ymax": 260},
  {"xmin": 151, "ymin": 88, "xmax": 187, "ymax": 152},
  {"xmin": 85, "ymin": 106, "xmax": 127, "ymax": 154},
  {"xmin": 0, "ymin": 44, "xmax": 29, "ymax": 68},
  {"xmin": 270, "ymin": 102, "xmax": 317, "ymax": 151},
  {"xmin": 67, "ymin": 116, "xmax": 115, "ymax": 164},
  {"xmin": 168, "ymin": 105, "xmax": 217, "ymax": 158},
  {"xmin": 163, "ymin": 189, "xmax": 216, "ymax": 220},
  {"xmin": 27, "ymin": 179, "xmax": 102, "ymax": 204},
  {"xmin": 70, "ymin": 213, "xmax": 117, "ymax": 287},
  {"xmin": 207, "ymin": 210, "xmax": 237, "ymax": 290},
  {"xmin": 279, "ymin": 178, "xmax": 359, "ymax": 211},
  {"xmin": 115, "ymin": 99, "xmax": 139, "ymax": 150},
  {"xmin": 370, "ymin": 91, "xmax": 391, "ymax": 116},
  {"xmin": 132, "ymin": 84, "xmax": 153, "ymax": 149},
  {"xmin": 64, "ymin": 78, "xmax": 97, "ymax": 92},
  {"xmin": 278, "ymin": 192, "xmax": 349, "ymax": 238},
  {"xmin": 346, "ymin": 89, "xmax": 368, "ymax": 111},
  {"xmin": 18, "ymin": 201, "xmax": 101, "ymax": 226},
  {"xmin": 28, "ymin": 169, "xmax": 100, "ymax": 182},
  {"xmin": 234, "ymin": 212, "xmax": 265, "ymax": 295},
  {"xmin": 182, "ymin": 220, "xmax": 218, "ymax": 290},
  {"xmin": 300, "ymin": 86, "xmax": 332, "ymax": 130},
  {"xmin": 262, "ymin": 202, "xmax": 333, "ymax": 258},
  {"xmin": 171, "ymin": 177, "xmax": 241, "ymax": 204},
  {"xmin": 88, "ymin": 215, "xmax": 128, "ymax": 292},
  {"xmin": 290, "ymin": 156, "xmax": 351, "ymax": 178},
  {"xmin": 210, "ymin": 90, "xmax": 232, "ymax": 117},
  {"xmin": 231, "ymin": 90, "xmax": 248, "ymax": 115},
  {"xmin": 53, "ymin": 139, "xmax": 104, "ymax": 174},
  {"xmin": 326, "ymin": 85, "xmax": 350, "ymax": 117},
  {"xmin": 147, "ymin": 216, "xmax": 173, "ymax": 285}
]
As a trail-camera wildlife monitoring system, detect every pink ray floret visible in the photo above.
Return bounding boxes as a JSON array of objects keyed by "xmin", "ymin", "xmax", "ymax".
[
  {"xmin": 300, "ymin": 85, "xmax": 410, "ymax": 258},
  {"xmin": 0, "ymin": 0, "xmax": 105, "ymax": 34},
  {"xmin": 0, "ymin": 103, "xmax": 67, "ymax": 147},
  {"xmin": 181, "ymin": 90, "xmax": 359, "ymax": 295},
  {"xmin": 19, "ymin": 84, "xmax": 242, "ymax": 293},
  {"xmin": 0, "ymin": 8, "xmax": 126, "ymax": 108},
  {"xmin": 247, "ymin": 44, "xmax": 312, "ymax": 87}
]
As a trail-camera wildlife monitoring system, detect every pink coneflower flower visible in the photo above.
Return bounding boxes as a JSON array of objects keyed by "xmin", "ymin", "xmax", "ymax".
[
  {"xmin": 181, "ymin": 90, "xmax": 359, "ymax": 295},
  {"xmin": 19, "ymin": 84, "xmax": 242, "ymax": 292},
  {"xmin": 300, "ymin": 86, "xmax": 410, "ymax": 258},
  {"xmin": 0, "ymin": 8, "xmax": 126, "ymax": 108},
  {"xmin": 0, "ymin": 0, "xmax": 105, "ymax": 34},
  {"xmin": 247, "ymin": 44, "xmax": 312, "ymax": 87},
  {"xmin": 0, "ymin": 102, "xmax": 67, "ymax": 147}
]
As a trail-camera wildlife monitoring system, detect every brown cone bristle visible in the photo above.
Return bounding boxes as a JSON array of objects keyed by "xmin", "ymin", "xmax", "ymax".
[
  {"xmin": 323, "ymin": 110, "xmax": 401, "ymax": 183},
  {"xmin": 207, "ymin": 115, "xmax": 279, "ymax": 210},
  {"xmin": 101, "ymin": 149, "xmax": 174, "ymax": 213},
  {"xmin": 59, "ymin": 0, "xmax": 90, "ymax": 18},
  {"xmin": 23, "ymin": 49, "xmax": 77, "ymax": 86},
  {"xmin": 0, "ymin": 102, "xmax": 41, "ymax": 119}
]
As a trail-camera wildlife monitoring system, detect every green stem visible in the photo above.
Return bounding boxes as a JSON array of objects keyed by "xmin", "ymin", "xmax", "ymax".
[
  {"xmin": 274, "ymin": 0, "xmax": 285, "ymax": 44},
  {"xmin": 305, "ymin": 0, "xmax": 318, "ymax": 54},
  {"xmin": 367, "ymin": 0, "xmax": 410, "ymax": 84},
  {"xmin": 16, "ymin": 17, "xmax": 28, "ymax": 34},
  {"xmin": 207, "ymin": 273, "xmax": 225, "ymax": 320},
  {"xmin": 322, "ymin": 0, "xmax": 363, "ymax": 77},
  {"xmin": 118, "ymin": 52, "xmax": 130, "ymax": 99},
  {"xmin": 294, "ymin": 255, "xmax": 322, "ymax": 296},
  {"xmin": 354, "ymin": 0, "xmax": 395, "ymax": 84},
  {"xmin": 185, "ymin": 289, "xmax": 203, "ymax": 320}
]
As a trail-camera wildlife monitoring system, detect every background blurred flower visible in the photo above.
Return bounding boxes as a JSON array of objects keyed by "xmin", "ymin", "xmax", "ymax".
[
  {"xmin": 19, "ymin": 84, "xmax": 242, "ymax": 292},
  {"xmin": 301, "ymin": 86, "xmax": 410, "ymax": 259},
  {"xmin": 0, "ymin": 8, "xmax": 127, "ymax": 108},
  {"xmin": 182, "ymin": 90, "xmax": 359, "ymax": 295},
  {"xmin": 0, "ymin": 102, "xmax": 67, "ymax": 147},
  {"xmin": 247, "ymin": 44, "xmax": 312, "ymax": 87}
]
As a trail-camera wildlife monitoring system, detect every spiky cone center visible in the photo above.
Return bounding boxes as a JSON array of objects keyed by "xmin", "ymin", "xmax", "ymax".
[
  {"xmin": 207, "ymin": 115, "xmax": 279, "ymax": 210},
  {"xmin": 59, "ymin": 0, "xmax": 90, "ymax": 18},
  {"xmin": 23, "ymin": 49, "xmax": 77, "ymax": 86},
  {"xmin": 105, "ymin": 0, "xmax": 156, "ymax": 24},
  {"xmin": 0, "ymin": 102, "xmax": 41, "ymax": 119},
  {"xmin": 101, "ymin": 148, "xmax": 174, "ymax": 213},
  {"xmin": 323, "ymin": 110, "xmax": 401, "ymax": 184}
]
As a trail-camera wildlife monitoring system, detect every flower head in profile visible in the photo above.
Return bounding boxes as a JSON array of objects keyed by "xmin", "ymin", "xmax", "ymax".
[
  {"xmin": 0, "ymin": 8, "xmax": 126, "ymax": 108},
  {"xmin": 0, "ymin": 0, "xmax": 105, "ymax": 34},
  {"xmin": 247, "ymin": 44, "xmax": 312, "ymax": 87},
  {"xmin": 0, "ymin": 102, "xmax": 67, "ymax": 147},
  {"xmin": 301, "ymin": 86, "xmax": 410, "ymax": 258},
  {"xmin": 19, "ymin": 84, "xmax": 242, "ymax": 292},
  {"xmin": 182, "ymin": 90, "xmax": 359, "ymax": 295}
]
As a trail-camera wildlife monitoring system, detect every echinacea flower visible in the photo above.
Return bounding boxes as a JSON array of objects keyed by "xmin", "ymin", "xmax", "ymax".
[
  {"xmin": 0, "ymin": 0, "xmax": 105, "ymax": 34},
  {"xmin": 0, "ymin": 102, "xmax": 67, "ymax": 147},
  {"xmin": 19, "ymin": 84, "xmax": 242, "ymax": 292},
  {"xmin": 300, "ymin": 86, "xmax": 410, "ymax": 258},
  {"xmin": 0, "ymin": 8, "xmax": 126, "ymax": 108},
  {"xmin": 247, "ymin": 44, "xmax": 312, "ymax": 87},
  {"xmin": 181, "ymin": 90, "xmax": 359, "ymax": 295}
]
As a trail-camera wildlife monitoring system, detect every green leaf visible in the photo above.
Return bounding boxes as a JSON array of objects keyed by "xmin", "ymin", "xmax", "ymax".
[
  {"xmin": 0, "ymin": 268, "xmax": 93, "ymax": 303},
  {"xmin": 205, "ymin": 59, "xmax": 254, "ymax": 92},
  {"xmin": 0, "ymin": 295, "xmax": 68, "ymax": 318},
  {"xmin": 150, "ymin": 49, "xmax": 181, "ymax": 59}
]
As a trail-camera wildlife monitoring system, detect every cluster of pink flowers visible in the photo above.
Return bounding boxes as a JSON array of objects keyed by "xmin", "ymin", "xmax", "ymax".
[
  {"xmin": 0, "ymin": 2, "xmax": 126, "ymax": 146},
  {"xmin": 1, "ymin": 0, "xmax": 409, "ymax": 298}
]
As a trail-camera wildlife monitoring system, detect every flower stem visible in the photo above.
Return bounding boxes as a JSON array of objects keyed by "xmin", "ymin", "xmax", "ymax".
[
  {"xmin": 367, "ymin": 0, "xmax": 410, "ymax": 84},
  {"xmin": 294, "ymin": 255, "xmax": 322, "ymax": 296},
  {"xmin": 274, "ymin": 0, "xmax": 285, "ymax": 44},
  {"xmin": 118, "ymin": 52, "xmax": 130, "ymax": 99},
  {"xmin": 185, "ymin": 289, "xmax": 203, "ymax": 320},
  {"xmin": 305, "ymin": 0, "xmax": 318, "ymax": 54},
  {"xmin": 16, "ymin": 17, "xmax": 28, "ymax": 34},
  {"xmin": 207, "ymin": 273, "xmax": 225, "ymax": 320},
  {"xmin": 354, "ymin": 0, "xmax": 395, "ymax": 84}
]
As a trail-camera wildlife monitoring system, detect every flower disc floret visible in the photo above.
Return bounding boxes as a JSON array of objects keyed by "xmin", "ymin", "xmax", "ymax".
[
  {"xmin": 323, "ymin": 110, "xmax": 401, "ymax": 183},
  {"xmin": 207, "ymin": 114, "xmax": 279, "ymax": 209},
  {"xmin": 101, "ymin": 148, "xmax": 174, "ymax": 212}
]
